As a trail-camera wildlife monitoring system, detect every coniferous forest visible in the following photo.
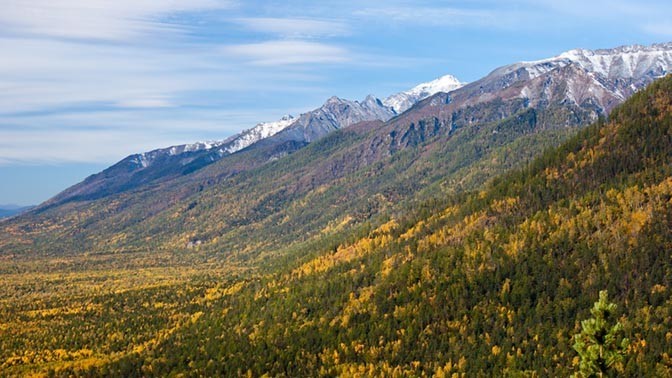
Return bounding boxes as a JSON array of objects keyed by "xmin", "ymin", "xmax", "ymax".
[{"xmin": 2, "ymin": 74, "xmax": 672, "ymax": 376}]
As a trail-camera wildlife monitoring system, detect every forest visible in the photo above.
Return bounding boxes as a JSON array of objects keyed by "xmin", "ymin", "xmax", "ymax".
[{"xmin": 1, "ymin": 76, "xmax": 672, "ymax": 376}]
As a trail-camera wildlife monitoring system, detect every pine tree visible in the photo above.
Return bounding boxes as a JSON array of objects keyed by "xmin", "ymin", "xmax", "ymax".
[{"xmin": 572, "ymin": 291, "xmax": 629, "ymax": 377}]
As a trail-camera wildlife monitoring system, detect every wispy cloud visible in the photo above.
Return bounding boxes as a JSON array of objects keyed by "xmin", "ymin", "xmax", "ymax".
[
  {"xmin": 350, "ymin": 4, "xmax": 541, "ymax": 30},
  {"xmin": 115, "ymin": 97, "xmax": 175, "ymax": 109},
  {"xmin": 234, "ymin": 17, "xmax": 350, "ymax": 38},
  {"xmin": 0, "ymin": 37, "xmax": 230, "ymax": 114},
  {"xmin": 354, "ymin": 6, "xmax": 496, "ymax": 26},
  {"xmin": 0, "ymin": 0, "xmax": 234, "ymax": 41},
  {"xmin": 0, "ymin": 129, "xmax": 165, "ymax": 164},
  {"xmin": 221, "ymin": 40, "xmax": 350, "ymax": 65}
]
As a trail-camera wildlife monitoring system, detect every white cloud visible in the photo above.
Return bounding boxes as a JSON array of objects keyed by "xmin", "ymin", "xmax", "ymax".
[
  {"xmin": 234, "ymin": 17, "xmax": 350, "ymax": 38},
  {"xmin": 353, "ymin": 1, "xmax": 672, "ymax": 36},
  {"xmin": 0, "ymin": 37, "xmax": 222, "ymax": 114},
  {"xmin": 222, "ymin": 40, "xmax": 350, "ymax": 65},
  {"xmin": 0, "ymin": 0, "xmax": 234, "ymax": 41},
  {"xmin": 0, "ymin": 86, "xmax": 329, "ymax": 164}
]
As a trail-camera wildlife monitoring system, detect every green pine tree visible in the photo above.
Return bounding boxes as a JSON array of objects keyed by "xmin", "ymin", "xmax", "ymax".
[{"xmin": 572, "ymin": 290, "xmax": 630, "ymax": 377}]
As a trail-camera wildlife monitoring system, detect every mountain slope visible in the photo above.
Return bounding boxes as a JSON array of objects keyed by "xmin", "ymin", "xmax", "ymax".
[
  {"xmin": 265, "ymin": 95, "xmax": 395, "ymax": 145},
  {"xmin": 104, "ymin": 74, "xmax": 672, "ymax": 377}
]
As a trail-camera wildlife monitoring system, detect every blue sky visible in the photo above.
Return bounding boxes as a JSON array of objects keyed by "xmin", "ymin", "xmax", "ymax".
[{"xmin": 1, "ymin": 0, "xmax": 671, "ymax": 206}]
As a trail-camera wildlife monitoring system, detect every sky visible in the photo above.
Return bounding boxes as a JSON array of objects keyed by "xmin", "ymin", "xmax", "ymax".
[{"xmin": 1, "ymin": 0, "xmax": 671, "ymax": 206}]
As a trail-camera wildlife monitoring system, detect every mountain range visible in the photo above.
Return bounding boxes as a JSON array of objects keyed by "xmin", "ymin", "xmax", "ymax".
[
  {"xmin": 35, "ymin": 43, "xmax": 672, "ymax": 212},
  {"xmin": 6, "ymin": 44, "xmax": 672, "ymax": 230},
  {"xmin": 3, "ymin": 42, "xmax": 666, "ymax": 256},
  {"xmin": 41, "ymin": 75, "xmax": 463, "ymax": 208}
]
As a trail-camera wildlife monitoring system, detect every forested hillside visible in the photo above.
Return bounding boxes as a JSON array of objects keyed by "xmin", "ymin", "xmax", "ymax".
[
  {"xmin": 2, "ymin": 75, "xmax": 670, "ymax": 376},
  {"xmin": 96, "ymin": 75, "xmax": 672, "ymax": 376}
]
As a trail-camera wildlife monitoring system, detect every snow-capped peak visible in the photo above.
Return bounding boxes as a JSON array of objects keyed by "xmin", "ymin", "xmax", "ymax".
[
  {"xmin": 383, "ymin": 74, "xmax": 465, "ymax": 114},
  {"xmin": 405, "ymin": 74, "xmax": 463, "ymax": 97},
  {"xmin": 221, "ymin": 114, "xmax": 296, "ymax": 154}
]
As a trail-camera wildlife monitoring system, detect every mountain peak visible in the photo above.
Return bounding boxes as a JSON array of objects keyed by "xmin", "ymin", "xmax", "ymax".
[
  {"xmin": 362, "ymin": 94, "xmax": 384, "ymax": 108},
  {"xmin": 407, "ymin": 74, "xmax": 463, "ymax": 95},
  {"xmin": 383, "ymin": 74, "xmax": 465, "ymax": 114},
  {"xmin": 326, "ymin": 96, "xmax": 345, "ymax": 104}
]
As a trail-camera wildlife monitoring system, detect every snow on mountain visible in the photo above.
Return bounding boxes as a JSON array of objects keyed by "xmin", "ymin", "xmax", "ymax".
[
  {"xmin": 557, "ymin": 43, "xmax": 672, "ymax": 80},
  {"xmin": 127, "ymin": 77, "xmax": 466, "ymax": 171},
  {"xmin": 383, "ymin": 74, "xmax": 465, "ymax": 114},
  {"xmin": 477, "ymin": 42, "xmax": 672, "ymax": 112},
  {"xmin": 495, "ymin": 43, "xmax": 672, "ymax": 83},
  {"xmin": 124, "ymin": 116, "xmax": 295, "ymax": 170},
  {"xmin": 130, "ymin": 141, "xmax": 223, "ymax": 168},
  {"xmin": 221, "ymin": 115, "xmax": 296, "ymax": 155},
  {"xmin": 275, "ymin": 95, "xmax": 396, "ymax": 143}
]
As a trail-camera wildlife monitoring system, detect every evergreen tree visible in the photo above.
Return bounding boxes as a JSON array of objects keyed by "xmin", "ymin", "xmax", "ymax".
[{"xmin": 572, "ymin": 291, "xmax": 629, "ymax": 377}]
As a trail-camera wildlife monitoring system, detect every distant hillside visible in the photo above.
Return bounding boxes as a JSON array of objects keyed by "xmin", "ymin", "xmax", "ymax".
[{"xmin": 0, "ymin": 205, "xmax": 33, "ymax": 219}]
